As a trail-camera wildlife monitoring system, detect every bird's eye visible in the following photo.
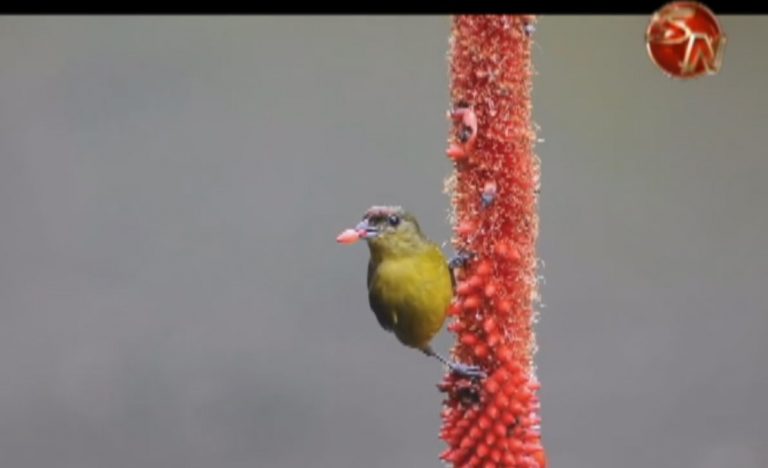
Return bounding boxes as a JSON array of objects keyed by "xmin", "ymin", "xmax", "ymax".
[{"xmin": 388, "ymin": 215, "xmax": 400, "ymax": 227}]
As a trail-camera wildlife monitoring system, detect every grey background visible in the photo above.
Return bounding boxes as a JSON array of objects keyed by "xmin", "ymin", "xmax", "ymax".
[{"xmin": 1, "ymin": 15, "xmax": 766, "ymax": 468}]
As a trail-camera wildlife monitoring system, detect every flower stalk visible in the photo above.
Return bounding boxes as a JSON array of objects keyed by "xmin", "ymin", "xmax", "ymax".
[{"xmin": 439, "ymin": 15, "xmax": 546, "ymax": 468}]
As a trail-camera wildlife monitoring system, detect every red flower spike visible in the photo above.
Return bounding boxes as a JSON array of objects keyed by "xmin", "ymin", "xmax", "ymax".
[{"xmin": 439, "ymin": 15, "xmax": 545, "ymax": 468}]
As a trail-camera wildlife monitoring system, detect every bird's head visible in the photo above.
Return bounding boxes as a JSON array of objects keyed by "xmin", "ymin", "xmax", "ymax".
[{"xmin": 336, "ymin": 205, "xmax": 428, "ymax": 259}]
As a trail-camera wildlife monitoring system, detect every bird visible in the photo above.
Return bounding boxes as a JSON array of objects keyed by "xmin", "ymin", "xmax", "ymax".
[{"xmin": 336, "ymin": 205, "xmax": 485, "ymax": 379}]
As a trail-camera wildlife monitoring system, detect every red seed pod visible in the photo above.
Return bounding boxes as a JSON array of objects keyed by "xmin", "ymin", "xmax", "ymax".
[
  {"xmin": 468, "ymin": 274, "xmax": 484, "ymax": 290},
  {"xmin": 533, "ymin": 449, "xmax": 548, "ymax": 468},
  {"xmin": 450, "ymin": 106, "xmax": 478, "ymax": 144},
  {"xmin": 456, "ymin": 281, "xmax": 473, "ymax": 296},
  {"xmin": 494, "ymin": 241, "xmax": 509, "ymax": 257},
  {"xmin": 461, "ymin": 333, "xmax": 479, "ymax": 346},
  {"xmin": 497, "ymin": 345, "xmax": 514, "ymax": 363},
  {"xmin": 484, "ymin": 281, "xmax": 497, "ymax": 298},
  {"xmin": 487, "ymin": 331, "xmax": 501, "ymax": 347},
  {"xmin": 485, "ymin": 379, "xmax": 500, "ymax": 394},
  {"xmin": 447, "ymin": 321, "xmax": 464, "ymax": 334},
  {"xmin": 475, "ymin": 260, "xmax": 493, "ymax": 276},
  {"xmin": 481, "ymin": 181, "xmax": 498, "ymax": 207},
  {"xmin": 474, "ymin": 343, "xmax": 489, "ymax": 358},
  {"xmin": 497, "ymin": 299, "xmax": 513, "ymax": 315},
  {"xmin": 511, "ymin": 401, "xmax": 526, "ymax": 415},
  {"xmin": 517, "ymin": 386, "xmax": 534, "ymax": 401},
  {"xmin": 483, "ymin": 180, "xmax": 497, "ymax": 195},
  {"xmin": 463, "ymin": 295, "xmax": 482, "ymax": 311},
  {"xmin": 524, "ymin": 430, "xmax": 541, "ymax": 442},
  {"xmin": 476, "ymin": 442, "xmax": 490, "ymax": 458},
  {"xmin": 484, "ymin": 432, "xmax": 495, "ymax": 447},
  {"xmin": 507, "ymin": 244, "xmax": 522, "ymax": 262},
  {"xmin": 446, "ymin": 143, "xmax": 468, "ymax": 161},
  {"xmin": 493, "ymin": 422, "xmax": 506, "ymax": 437},
  {"xmin": 483, "ymin": 317, "xmax": 497, "ymax": 334},
  {"xmin": 478, "ymin": 415, "xmax": 491, "ymax": 430},
  {"xmin": 490, "ymin": 449, "xmax": 502, "ymax": 463},
  {"xmin": 456, "ymin": 221, "xmax": 475, "ymax": 237},
  {"xmin": 502, "ymin": 452, "xmax": 517, "ymax": 466},
  {"xmin": 447, "ymin": 302, "xmax": 462, "ymax": 317},
  {"xmin": 487, "ymin": 405, "xmax": 499, "ymax": 419},
  {"xmin": 495, "ymin": 393, "xmax": 510, "ymax": 408}
]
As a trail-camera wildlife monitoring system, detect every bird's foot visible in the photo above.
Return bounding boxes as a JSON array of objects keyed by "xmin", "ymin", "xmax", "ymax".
[
  {"xmin": 448, "ymin": 251, "xmax": 474, "ymax": 269},
  {"xmin": 448, "ymin": 362, "xmax": 486, "ymax": 380}
]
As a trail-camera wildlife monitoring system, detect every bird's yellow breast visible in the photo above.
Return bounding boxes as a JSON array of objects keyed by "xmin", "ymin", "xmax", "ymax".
[{"xmin": 368, "ymin": 246, "xmax": 453, "ymax": 350}]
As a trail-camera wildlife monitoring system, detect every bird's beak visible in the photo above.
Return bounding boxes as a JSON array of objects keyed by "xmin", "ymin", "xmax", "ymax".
[
  {"xmin": 336, "ymin": 219, "xmax": 379, "ymax": 245},
  {"xmin": 355, "ymin": 219, "xmax": 380, "ymax": 239}
]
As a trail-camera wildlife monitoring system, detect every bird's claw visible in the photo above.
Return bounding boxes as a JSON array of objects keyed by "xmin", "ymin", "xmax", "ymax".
[
  {"xmin": 448, "ymin": 251, "xmax": 474, "ymax": 269},
  {"xmin": 449, "ymin": 363, "xmax": 487, "ymax": 380}
]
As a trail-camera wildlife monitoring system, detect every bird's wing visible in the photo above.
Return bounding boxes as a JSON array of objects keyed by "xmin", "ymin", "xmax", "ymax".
[{"xmin": 367, "ymin": 260, "xmax": 396, "ymax": 332}]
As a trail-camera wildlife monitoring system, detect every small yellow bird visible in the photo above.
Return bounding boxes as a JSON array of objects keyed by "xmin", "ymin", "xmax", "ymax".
[{"xmin": 337, "ymin": 205, "xmax": 484, "ymax": 378}]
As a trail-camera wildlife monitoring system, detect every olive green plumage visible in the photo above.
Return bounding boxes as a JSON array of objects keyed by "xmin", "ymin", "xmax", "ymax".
[
  {"xmin": 338, "ymin": 205, "xmax": 484, "ymax": 379},
  {"xmin": 360, "ymin": 206, "xmax": 453, "ymax": 352}
]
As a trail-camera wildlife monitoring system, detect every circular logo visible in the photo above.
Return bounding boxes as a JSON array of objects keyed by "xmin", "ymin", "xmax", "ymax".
[{"xmin": 646, "ymin": 1, "xmax": 726, "ymax": 79}]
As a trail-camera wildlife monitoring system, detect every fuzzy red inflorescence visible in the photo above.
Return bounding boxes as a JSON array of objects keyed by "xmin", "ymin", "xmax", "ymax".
[{"xmin": 438, "ymin": 16, "xmax": 546, "ymax": 468}]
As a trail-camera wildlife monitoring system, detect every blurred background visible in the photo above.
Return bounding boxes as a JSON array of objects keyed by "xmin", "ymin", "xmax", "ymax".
[{"xmin": 1, "ymin": 15, "xmax": 766, "ymax": 468}]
